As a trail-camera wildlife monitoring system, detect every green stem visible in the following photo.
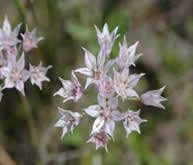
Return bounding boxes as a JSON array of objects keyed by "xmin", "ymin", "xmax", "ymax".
[
  {"xmin": 14, "ymin": 0, "xmax": 27, "ymax": 24},
  {"xmin": 20, "ymin": 94, "xmax": 38, "ymax": 147}
]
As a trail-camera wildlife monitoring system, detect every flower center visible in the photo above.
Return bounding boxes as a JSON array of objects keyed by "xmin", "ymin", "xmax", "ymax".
[
  {"xmin": 127, "ymin": 115, "xmax": 136, "ymax": 123},
  {"xmin": 11, "ymin": 69, "xmax": 22, "ymax": 82},
  {"xmin": 94, "ymin": 131, "xmax": 107, "ymax": 145},
  {"xmin": 31, "ymin": 67, "xmax": 39, "ymax": 80},
  {"xmin": 102, "ymin": 105, "xmax": 112, "ymax": 119},
  {"xmin": 71, "ymin": 87, "xmax": 77, "ymax": 96},
  {"xmin": 67, "ymin": 116, "xmax": 76, "ymax": 130},
  {"xmin": 94, "ymin": 68, "xmax": 103, "ymax": 80}
]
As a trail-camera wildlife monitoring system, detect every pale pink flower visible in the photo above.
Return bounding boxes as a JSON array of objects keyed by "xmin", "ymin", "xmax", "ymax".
[
  {"xmin": 113, "ymin": 68, "xmax": 144, "ymax": 100},
  {"xmin": 140, "ymin": 86, "xmax": 167, "ymax": 109},
  {"xmin": 0, "ymin": 53, "xmax": 29, "ymax": 95},
  {"xmin": 54, "ymin": 107, "xmax": 82, "ymax": 139},
  {"xmin": 29, "ymin": 62, "xmax": 52, "ymax": 89},
  {"xmin": 123, "ymin": 110, "xmax": 147, "ymax": 137},
  {"xmin": 54, "ymin": 71, "xmax": 82, "ymax": 102},
  {"xmin": 95, "ymin": 23, "xmax": 119, "ymax": 58},
  {"xmin": 87, "ymin": 129, "xmax": 110, "ymax": 152},
  {"xmin": 0, "ymin": 16, "xmax": 21, "ymax": 49},
  {"xmin": 21, "ymin": 26, "xmax": 43, "ymax": 52},
  {"xmin": 98, "ymin": 75, "xmax": 115, "ymax": 98},
  {"xmin": 116, "ymin": 37, "xmax": 142, "ymax": 69},
  {"xmin": 75, "ymin": 48, "xmax": 114, "ymax": 88},
  {"xmin": 84, "ymin": 95, "xmax": 122, "ymax": 138}
]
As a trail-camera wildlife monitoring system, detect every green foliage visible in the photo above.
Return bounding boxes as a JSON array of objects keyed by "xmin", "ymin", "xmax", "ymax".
[
  {"xmin": 62, "ymin": 126, "xmax": 84, "ymax": 147},
  {"xmin": 162, "ymin": 49, "xmax": 186, "ymax": 74}
]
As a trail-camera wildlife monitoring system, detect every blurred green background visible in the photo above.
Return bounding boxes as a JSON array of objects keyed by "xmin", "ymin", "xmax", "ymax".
[{"xmin": 0, "ymin": 0, "xmax": 193, "ymax": 164}]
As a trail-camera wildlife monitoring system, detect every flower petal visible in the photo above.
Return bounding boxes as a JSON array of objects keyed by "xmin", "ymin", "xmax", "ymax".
[
  {"xmin": 16, "ymin": 81, "xmax": 25, "ymax": 95},
  {"xmin": 97, "ymin": 94, "xmax": 106, "ymax": 107},
  {"xmin": 54, "ymin": 88, "xmax": 65, "ymax": 97},
  {"xmin": 111, "ymin": 111, "xmax": 128, "ymax": 121},
  {"xmin": 3, "ymin": 16, "xmax": 11, "ymax": 34},
  {"xmin": 75, "ymin": 67, "xmax": 93, "ymax": 76},
  {"xmin": 104, "ymin": 60, "xmax": 114, "ymax": 74},
  {"xmin": 61, "ymin": 127, "xmax": 68, "ymax": 139},
  {"xmin": 17, "ymin": 53, "xmax": 25, "ymax": 71},
  {"xmin": 82, "ymin": 48, "xmax": 96, "ymax": 69},
  {"xmin": 85, "ymin": 77, "xmax": 94, "ymax": 89},
  {"xmin": 126, "ymin": 88, "xmax": 139, "ymax": 99},
  {"xmin": 4, "ymin": 78, "xmax": 14, "ymax": 89},
  {"xmin": 108, "ymin": 97, "xmax": 118, "ymax": 110},
  {"xmin": 84, "ymin": 105, "xmax": 101, "ymax": 117},
  {"xmin": 92, "ymin": 116, "xmax": 105, "ymax": 133},
  {"xmin": 54, "ymin": 119, "xmax": 65, "ymax": 127},
  {"xmin": 121, "ymin": 68, "xmax": 129, "ymax": 81},
  {"xmin": 105, "ymin": 119, "xmax": 115, "ymax": 138},
  {"xmin": 127, "ymin": 73, "xmax": 145, "ymax": 88},
  {"xmin": 58, "ymin": 78, "xmax": 72, "ymax": 89}
]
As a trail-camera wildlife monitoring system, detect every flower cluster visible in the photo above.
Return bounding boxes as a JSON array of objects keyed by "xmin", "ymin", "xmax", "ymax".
[
  {"xmin": 0, "ymin": 16, "xmax": 52, "ymax": 100},
  {"xmin": 54, "ymin": 23, "xmax": 167, "ymax": 151}
]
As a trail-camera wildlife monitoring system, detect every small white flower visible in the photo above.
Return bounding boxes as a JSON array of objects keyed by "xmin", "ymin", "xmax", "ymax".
[
  {"xmin": 116, "ymin": 37, "xmax": 142, "ymax": 69},
  {"xmin": 95, "ymin": 23, "xmax": 119, "ymax": 58},
  {"xmin": 30, "ymin": 62, "xmax": 52, "ymax": 90},
  {"xmin": 99, "ymin": 75, "xmax": 115, "ymax": 98},
  {"xmin": 0, "ymin": 16, "xmax": 21, "ymax": 49},
  {"xmin": 87, "ymin": 129, "xmax": 110, "ymax": 152},
  {"xmin": 113, "ymin": 68, "xmax": 144, "ymax": 100},
  {"xmin": 0, "ymin": 53, "xmax": 29, "ymax": 95},
  {"xmin": 123, "ymin": 110, "xmax": 147, "ymax": 137},
  {"xmin": 54, "ymin": 107, "xmax": 82, "ymax": 139},
  {"xmin": 75, "ymin": 48, "xmax": 114, "ymax": 88},
  {"xmin": 140, "ymin": 86, "xmax": 167, "ymax": 109},
  {"xmin": 21, "ymin": 26, "xmax": 43, "ymax": 52},
  {"xmin": 54, "ymin": 71, "xmax": 82, "ymax": 102},
  {"xmin": 84, "ymin": 95, "xmax": 122, "ymax": 138}
]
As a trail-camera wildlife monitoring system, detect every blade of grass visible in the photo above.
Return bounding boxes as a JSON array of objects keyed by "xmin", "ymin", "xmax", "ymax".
[{"xmin": 14, "ymin": 0, "xmax": 27, "ymax": 24}]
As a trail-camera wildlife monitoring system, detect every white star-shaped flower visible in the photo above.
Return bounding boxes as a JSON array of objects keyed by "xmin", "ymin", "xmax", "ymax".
[
  {"xmin": 116, "ymin": 36, "xmax": 142, "ymax": 69},
  {"xmin": 123, "ymin": 110, "xmax": 147, "ymax": 137},
  {"xmin": 141, "ymin": 86, "xmax": 167, "ymax": 109},
  {"xmin": 30, "ymin": 62, "xmax": 52, "ymax": 89},
  {"xmin": 98, "ymin": 75, "xmax": 115, "ymax": 98},
  {"xmin": 75, "ymin": 48, "xmax": 114, "ymax": 88},
  {"xmin": 54, "ymin": 107, "xmax": 82, "ymax": 139},
  {"xmin": 113, "ymin": 68, "xmax": 144, "ymax": 100},
  {"xmin": 0, "ymin": 16, "xmax": 21, "ymax": 49},
  {"xmin": 87, "ymin": 129, "xmax": 110, "ymax": 152},
  {"xmin": 0, "ymin": 53, "xmax": 29, "ymax": 95},
  {"xmin": 54, "ymin": 71, "xmax": 82, "ymax": 103},
  {"xmin": 84, "ymin": 95, "xmax": 123, "ymax": 138},
  {"xmin": 21, "ymin": 26, "xmax": 43, "ymax": 52},
  {"xmin": 95, "ymin": 23, "xmax": 119, "ymax": 58}
]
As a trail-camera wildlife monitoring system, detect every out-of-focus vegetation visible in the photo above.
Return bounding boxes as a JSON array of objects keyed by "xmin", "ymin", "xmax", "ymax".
[{"xmin": 0, "ymin": 0, "xmax": 193, "ymax": 164}]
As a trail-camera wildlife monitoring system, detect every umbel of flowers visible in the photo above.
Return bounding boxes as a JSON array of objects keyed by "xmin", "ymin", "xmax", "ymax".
[
  {"xmin": 0, "ymin": 16, "xmax": 52, "ymax": 99},
  {"xmin": 54, "ymin": 24, "xmax": 167, "ymax": 151}
]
